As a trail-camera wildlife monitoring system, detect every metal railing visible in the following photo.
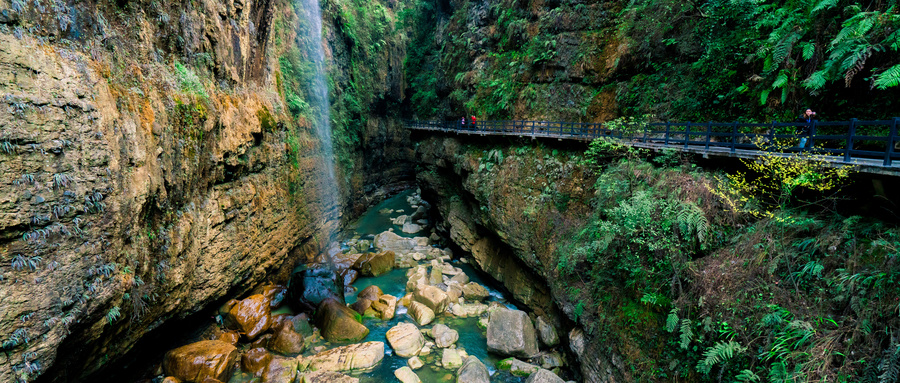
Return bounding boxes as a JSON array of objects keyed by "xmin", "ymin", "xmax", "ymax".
[{"xmin": 405, "ymin": 118, "xmax": 900, "ymax": 166}]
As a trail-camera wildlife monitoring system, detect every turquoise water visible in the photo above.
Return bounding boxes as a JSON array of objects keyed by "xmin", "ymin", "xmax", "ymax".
[{"xmin": 336, "ymin": 191, "xmax": 526, "ymax": 382}]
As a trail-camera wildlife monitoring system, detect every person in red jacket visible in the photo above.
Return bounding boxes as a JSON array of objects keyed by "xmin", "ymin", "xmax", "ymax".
[{"xmin": 470, "ymin": 115, "xmax": 477, "ymax": 128}]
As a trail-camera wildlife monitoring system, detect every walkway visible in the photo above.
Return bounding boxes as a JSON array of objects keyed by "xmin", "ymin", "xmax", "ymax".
[{"xmin": 405, "ymin": 119, "xmax": 900, "ymax": 176}]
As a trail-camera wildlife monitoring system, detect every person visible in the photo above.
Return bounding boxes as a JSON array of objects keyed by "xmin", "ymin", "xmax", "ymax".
[
  {"xmin": 795, "ymin": 108, "xmax": 816, "ymax": 148},
  {"xmin": 461, "ymin": 116, "xmax": 466, "ymax": 128},
  {"xmin": 471, "ymin": 115, "xmax": 477, "ymax": 129}
]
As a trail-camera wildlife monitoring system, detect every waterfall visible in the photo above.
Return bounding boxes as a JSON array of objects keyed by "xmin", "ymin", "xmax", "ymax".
[{"xmin": 299, "ymin": 0, "xmax": 341, "ymax": 229}]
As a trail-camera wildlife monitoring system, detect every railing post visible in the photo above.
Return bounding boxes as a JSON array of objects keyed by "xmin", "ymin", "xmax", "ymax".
[
  {"xmin": 664, "ymin": 121, "xmax": 671, "ymax": 145},
  {"xmin": 885, "ymin": 117, "xmax": 898, "ymax": 166},
  {"xmin": 731, "ymin": 121, "xmax": 738, "ymax": 153},
  {"xmin": 684, "ymin": 123, "xmax": 691, "ymax": 149},
  {"xmin": 705, "ymin": 121, "xmax": 712, "ymax": 150},
  {"xmin": 808, "ymin": 119, "xmax": 817, "ymax": 150},
  {"xmin": 531, "ymin": 120, "xmax": 535, "ymax": 138},
  {"xmin": 845, "ymin": 118, "xmax": 857, "ymax": 162}
]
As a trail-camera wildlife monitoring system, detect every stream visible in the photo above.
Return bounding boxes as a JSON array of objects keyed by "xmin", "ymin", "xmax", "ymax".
[{"xmin": 151, "ymin": 189, "xmax": 568, "ymax": 382}]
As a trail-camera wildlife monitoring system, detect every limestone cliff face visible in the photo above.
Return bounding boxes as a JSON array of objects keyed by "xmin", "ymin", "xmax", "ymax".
[
  {"xmin": 0, "ymin": 0, "xmax": 411, "ymax": 381},
  {"xmin": 415, "ymin": 135, "xmax": 627, "ymax": 382}
]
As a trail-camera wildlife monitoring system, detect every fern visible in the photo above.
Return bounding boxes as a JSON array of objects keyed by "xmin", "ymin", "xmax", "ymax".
[
  {"xmin": 680, "ymin": 319, "xmax": 694, "ymax": 349},
  {"xmin": 800, "ymin": 42, "xmax": 815, "ymax": 60},
  {"xmin": 666, "ymin": 308, "xmax": 679, "ymax": 333},
  {"xmin": 803, "ymin": 70, "xmax": 827, "ymax": 90},
  {"xmin": 811, "ymin": 0, "xmax": 837, "ymax": 14},
  {"xmin": 878, "ymin": 337, "xmax": 900, "ymax": 383},
  {"xmin": 772, "ymin": 71, "xmax": 789, "ymax": 89},
  {"xmin": 696, "ymin": 340, "xmax": 747, "ymax": 374},
  {"xmin": 736, "ymin": 369, "xmax": 761, "ymax": 382},
  {"xmin": 874, "ymin": 64, "xmax": 900, "ymax": 90}
]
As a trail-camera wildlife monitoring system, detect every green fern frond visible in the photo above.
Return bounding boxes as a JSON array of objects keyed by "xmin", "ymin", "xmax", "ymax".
[
  {"xmin": 878, "ymin": 337, "xmax": 900, "ymax": 383},
  {"xmin": 666, "ymin": 308, "xmax": 679, "ymax": 333},
  {"xmin": 680, "ymin": 319, "xmax": 693, "ymax": 349},
  {"xmin": 760, "ymin": 89, "xmax": 771, "ymax": 105},
  {"xmin": 772, "ymin": 71, "xmax": 789, "ymax": 89},
  {"xmin": 874, "ymin": 64, "xmax": 900, "ymax": 90},
  {"xmin": 800, "ymin": 42, "xmax": 815, "ymax": 60},
  {"xmin": 811, "ymin": 0, "xmax": 837, "ymax": 14},
  {"xmin": 736, "ymin": 369, "xmax": 761, "ymax": 382},
  {"xmin": 696, "ymin": 341, "xmax": 747, "ymax": 374},
  {"xmin": 803, "ymin": 70, "xmax": 827, "ymax": 90}
]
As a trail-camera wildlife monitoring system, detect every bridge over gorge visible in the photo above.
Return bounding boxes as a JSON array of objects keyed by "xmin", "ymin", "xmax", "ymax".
[{"xmin": 405, "ymin": 118, "xmax": 900, "ymax": 176}]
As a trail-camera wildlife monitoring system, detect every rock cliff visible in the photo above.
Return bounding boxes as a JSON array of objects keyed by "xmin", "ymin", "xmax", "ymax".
[{"xmin": 0, "ymin": 0, "xmax": 411, "ymax": 381}]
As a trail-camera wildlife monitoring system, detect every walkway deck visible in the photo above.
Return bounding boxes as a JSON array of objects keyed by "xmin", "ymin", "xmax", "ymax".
[{"xmin": 406, "ymin": 119, "xmax": 900, "ymax": 176}]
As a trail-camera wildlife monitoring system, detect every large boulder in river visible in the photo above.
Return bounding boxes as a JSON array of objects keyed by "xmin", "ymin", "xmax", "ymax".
[
  {"xmin": 163, "ymin": 340, "xmax": 239, "ymax": 382},
  {"xmin": 413, "ymin": 285, "xmax": 450, "ymax": 313},
  {"xmin": 374, "ymin": 231, "xmax": 416, "ymax": 254},
  {"xmin": 263, "ymin": 357, "xmax": 298, "ymax": 383},
  {"xmin": 407, "ymin": 301, "xmax": 435, "ymax": 326},
  {"xmin": 270, "ymin": 320, "xmax": 306, "ymax": 355},
  {"xmin": 298, "ymin": 371, "xmax": 359, "ymax": 383},
  {"xmin": 241, "ymin": 347, "xmax": 272, "ymax": 377},
  {"xmin": 525, "ymin": 368, "xmax": 566, "ymax": 383},
  {"xmin": 298, "ymin": 341, "xmax": 385, "ymax": 372},
  {"xmin": 432, "ymin": 324, "xmax": 459, "ymax": 348},
  {"xmin": 462, "ymin": 282, "xmax": 490, "ymax": 301},
  {"xmin": 456, "ymin": 356, "xmax": 489, "ymax": 383},
  {"xmin": 386, "ymin": 322, "xmax": 425, "ymax": 357},
  {"xmin": 535, "ymin": 315, "xmax": 559, "ymax": 347},
  {"xmin": 371, "ymin": 294, "xmax": 397, "ymax": 320},
  {"xmin": 314, "ymin": 298, "xmax": 369, "ymax": 343},
  {"xmin": 222, "ymin": 294, "xmax": 272, "ymax": 340},
  {"xmin": 289, "ymin": 266, "xmax": 344, "ymax": 311},
  {"xmin": 358, "ymin": 285, "xmax": 383, "ymax": 301},
  {"xmin": 353, "ymin": 251, "xmax": 396, "ymax": 277},
  {"xmin": 486, "ymin": 309, "xmax": 540, "ymax": 358}
]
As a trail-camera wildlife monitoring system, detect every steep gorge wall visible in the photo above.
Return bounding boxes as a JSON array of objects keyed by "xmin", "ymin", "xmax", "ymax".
[
  {"xmin": 0, "ymin": 0, "xmax": 412, "ymax": 381},
  {"xmin": 415, "ymin": 135, "xmax": 628, "ymax": 382}
]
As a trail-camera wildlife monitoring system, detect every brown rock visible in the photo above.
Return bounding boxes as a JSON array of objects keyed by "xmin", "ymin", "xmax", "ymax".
[
  {"xmin": 163, "ymin": 340, "xmax": 239, "ymax": 382},
  {"xmin": 350, "ymin": 298, "xmax": 373, "ymax": 315},
  {"xmin": 358, "ymin": 285, "xmax": 384, "ymax": 302},
  {"xmin": 386, "ymin": 322, "xmax": 425, "ymax": 358},
  {"xmin": 298, "ymin": 371, "xmax": 360, "ymax": 383},
  {"xmin": 256, "ymin": 285, "xmax": 288, "ymax": 308},
  {"xmin": 262, "ymin": 356, "xmax": 298, "ymax": 383},
  {"xmin": 313, "ymin": 298, "xmax": 369, "ymax": 343},
  {"xmin": 371, "ymin": 294, "xmax": 397, "ymax": 320},
  {"xmin": 339, "ymin": 268, "xmax": 359, "ymax": 287},
  {"xmin": 249, "ymin": 334, "xmax": 273, "ymax": 349},
  {"xmin": 298, "ymin": 341, "xmax": 385, "ymax": 372},
  {"xmin": 161, "ymin": 377, "xmax": 182, "ymax": 383},
  {"xmin": 218, "ymin": 299, "xmax": 239, "ymax": 317},
  {"xmin": 216, "ymin": 330, "xmax": 240, "ymax": 345},
  {"xmin": 241, "ymin": 347, "xmax": 273, "ymax": 376},
  {"xmin": 271, "ymin": 321, "xmax": 306, "ymax": 355},
  {"xmin": 223, "ymin": 294, "xmax": 272, "ymax": 340},
  {"xmin": 353, "ymin": 251, "xmax": 396, "ymax": 277},
  {"xmin": 271, "ymin": 314, "xmax": 293, "ymax": 329},
  {"xmin": 462, "ymin": 282, "xmax": 490, "ymax": 301}
]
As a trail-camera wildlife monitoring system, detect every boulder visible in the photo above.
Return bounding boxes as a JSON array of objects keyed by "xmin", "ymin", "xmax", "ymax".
[
  {"xmin": 413, "ymin": 285, "xmax": 450, "ymax": 313},
  {"xmin": 449, "ymin": 273, "xmax": 469, "ymax": 285},
  {"xmin": 429, "ymin": 266, "xmax": 443, "ymax": 285},
  {"xmin": 163, "ymin": 340, "xmax": 239, "ymax": 382},
  {"xmin": 161, "ymin": 377, "xmax": 181, "ymax": 383},
  {"xmin": 394, "ymin": 366, "xmax": 422, "ymax": 383},
  {"xmin": 441, "ymin": 348, "xmax": 463, "ymax": 369},
  {"xmin": 298, "ymin": 371, "xmax": 359, "ymax": 383},
  {"xmin": 374, "ymin": 231, "xmax": 416, "ymax": 254},
  {"xmin": 486, "ymin": 309, "xmax": 539, "ymax": 358},
  {"xmin": 256, "ymin": 285, "xmax": 288, "ymax": 308},
  {"xmin": 407, "ymin": 301, "xmax": 435, "ymax": 326},
  {"xmin": 291, "ymin": 313, "xmax": 314, "ymax": 336},
  {"xmin": 456, "ymin": 356, "xmax": 489, "ymax": 383},
  {"xmin": 449, "ymin": 303, "xmax": 488, "ymax": 317},
  {"xmin": 462, "ymin": 283, "xmax": 489, "ymax": 301},
  {"xmin": 353, "ymin": 251, "xmax": 396, "ymax": 277},
  {"xmin": 223, "ymin": 294, "xmax": 272, "ymax": 340},
  {"xmin": 350, "ymin": 298, "xmax": 373, "ymax": 315},
  {"xmin": 525, "ymin": 368, "xmax": 566, "ymax": 383},
  {"xmin": 358, "ymin": 285, "xmax": 383, "ymax": 302},
  {"xmin": 249, "ymin": 334, "xmax": 273, "ymax": 349},
  {"xmin": 538, "ymin": 351, "xmax": 565, "ymax": 369},
  {"xmin": 262, "ymin": 357, "xmax": 298, "ymax": 383},
  {"xmin": 271, "ymin": 320, "xmax": 306, "ymax": 355},
  {"xmin": 406, "ymin": 269, "xmax": 429, "ymax": 292},
  {"xmin": 392, "ymin": 215, "xmax": 410, "ymax": 225},
  {"xmin": 338, "ymin": 268, "xmax": 359, "ymax": 288},
  {"xmin": 314, "ymin": 298, "xmax": 369, "ymax": 343},
  {"xmin": 242, "ymin": 347, "xmax": 273, "ymax": 376},
  {"xmin": 441, "ymin": 264, "xmax": 462, "ymax": 275},
  {"xmin": 535, "ymin": 316, "xmax": 559, "ymax": 347},
  {"xmin": 289, "ymin": 266, "xmax": 344, "ymax": 311},
  {"xmin": 216, "ymin": 330, "xmax": 240, "ymax": 345},
  {"xmin": 386, "ymin": 322, "xmax": 425, "ymax": 358},
  {"xmin": 402, "ymin": 222, "xmax": 423, "ymax": 234},
  {"xmin": 371, "ymin": 294, "xmax": 397, "ymax": 320},
  {"xmin": 218, "ymin": 299, "xmax": 239, "ymax": 317},
  {"xmin": 270, "ymin": 314, "xmax": 293, "ymax": 329},
  {"xmin": 431, "ymin": 324, "xmax": 459, "ymax": 348},
  {"xmin": 408, "ymin": 356, "xmax": 424, "ymax": 370},
  {"xmin": 498, "ymin": 358, "xmax": 540, "ymax": 376},
  {"xmin": 445, "ymin": 284, "xmax": 463, "ymax": 302},
  {"xmin": 299, "ymin": 342, "xmax": 385, "ymax": 372}
]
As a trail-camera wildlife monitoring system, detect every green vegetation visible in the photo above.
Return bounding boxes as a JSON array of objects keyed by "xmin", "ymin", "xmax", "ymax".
[{"xmin": 549, "ymin": 137, "xmax": 899, "ymax": 381}]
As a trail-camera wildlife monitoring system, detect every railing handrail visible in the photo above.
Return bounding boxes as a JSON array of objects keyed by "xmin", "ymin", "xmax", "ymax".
[{"xmin": 403, "ymin": 118, "xmax": 900, "ymax": 167}]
